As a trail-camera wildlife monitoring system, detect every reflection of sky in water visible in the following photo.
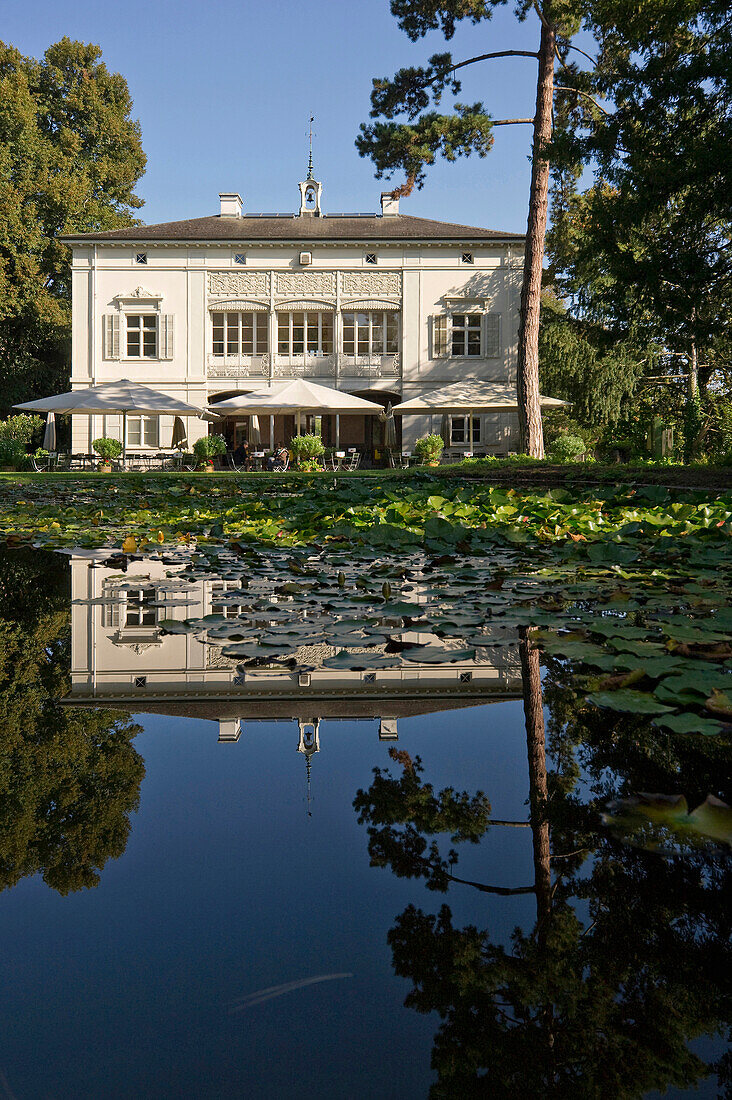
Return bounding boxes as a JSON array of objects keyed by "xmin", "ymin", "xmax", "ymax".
[
  {"xmin": 0, "ymin": 550, "xmax": 726, "ymax": 1098},
  {"xmin": 0, "ymin": 703, "xmax": 532, "ymax": 1099}
]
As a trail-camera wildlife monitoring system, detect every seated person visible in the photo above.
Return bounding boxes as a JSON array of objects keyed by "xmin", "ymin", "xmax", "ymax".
[
  {"xmin": 267, "ymin": 446, "xmax": 289, "ymax": 471},
  {"xmin": 232, "ymin": 440, "xmax": 250, "ymax": 468}
]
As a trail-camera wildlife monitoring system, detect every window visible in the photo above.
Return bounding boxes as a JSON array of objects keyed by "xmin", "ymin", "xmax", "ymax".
[
  {"xmin": 342, "ymin": 312, "xmax": 399, "ymax": 356},
  {"xmin": 127, "ymin": 415, "xmax": 159, "ymax": 448},
  {"xmin": 135, "ymin": 253, "xmax": 147, "ymax": 265},
  {"xmin": 451, "ymin": 314, "xmax": 481, "ymax": 357},
  {"xmin": 277, "ymin": 311, "xmax": 333, "ymax": 355},
  {"xmin": 234, "ymin": 253, "xmax": 246, "ymax": 265},
  {"xmin": 461, "ymin": 251, "xmax": 474, "ymax": 264},
  {"xmin": 212, "ymin": 312, "xmax": 268, "ymax": 357},
  {"xmin": 365, "ymin": 253, "xmax": 377, "ymax": 264},
  {"xmin": 451, "ymin": 416, "xmax": 481, "ymax": 445},
  {"xmin": 126, "ymin": 314, "xmax": 157, "ymax": 358}
]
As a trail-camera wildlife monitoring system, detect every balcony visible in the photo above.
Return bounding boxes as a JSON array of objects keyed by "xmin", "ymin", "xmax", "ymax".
[
  {"xmin": 207, "ymin": 353, "xmax": 269, "ymax": 380},
  {"xmin": 273, "ymin": 353, "xmax": 336, "ymax": 378},
  {"xmin": 206, "ymin": 352, "xmax": 401, "ymax": 382},
  {"xmin": 339, "ymin": 353, "xmax": 401, "ymax": 380}
]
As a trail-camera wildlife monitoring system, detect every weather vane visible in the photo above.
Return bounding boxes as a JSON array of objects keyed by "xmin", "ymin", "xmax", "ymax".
[{"xmin": 307, "ymin": 115, "xmax": 315, "ymax": 180}]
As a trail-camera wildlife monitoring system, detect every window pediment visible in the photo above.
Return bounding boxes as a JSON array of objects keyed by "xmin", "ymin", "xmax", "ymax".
[
  {"xmin": 114, "ymin": 287, "xmax": 163, "ymax": 309},
  {"xmin": 275, "ymin": 299, "xmax": 335, "ymax": 311},
  {"xmin": 342, "ymin": 298, "xmax": 400, "ymax": 311},
  {"xmin": 209, "ymin": 299, "xmax": 268, "ymax": 312}
]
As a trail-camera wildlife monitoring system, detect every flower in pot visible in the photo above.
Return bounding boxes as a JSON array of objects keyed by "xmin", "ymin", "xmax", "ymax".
[
  {"xmin": 414, "ymin": 434, "xmax": 445, "ymax": 466},
  {"xmin": 289, "ymin": 433, "xmax": 325, "ymax": 472},
  {"xmin": 92, "ymin": 437, "xmax": 123, "ymax": 471},
  {"xmin": 192, "ymin": 434, "xmax": 227, "ymax": 470}
]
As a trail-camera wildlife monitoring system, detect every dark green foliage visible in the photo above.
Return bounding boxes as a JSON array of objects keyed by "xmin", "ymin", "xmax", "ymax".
[
  {"xmin": 0, "ymin": 549, "xmax": 144, "ymax": 894},
  {"xmin": 546, "ymin": 1, "xmax": 732, "ymax": 460},
  {"xmin": 0, "ymin": 38, "xmax": 146, "ymax": 412},
  {"xmin": 355, "ymin": 696, "xmax": 731, "ymax": 1097}
]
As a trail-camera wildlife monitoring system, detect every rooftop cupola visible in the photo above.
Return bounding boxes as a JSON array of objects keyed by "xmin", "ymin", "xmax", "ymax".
[
  {"xmin": 219, "ymin": 192, "xmax": 243, "ymax": 218},
  {"xmin": 298, "ymin": 116, "xmax": 323, "ymax": 216}
]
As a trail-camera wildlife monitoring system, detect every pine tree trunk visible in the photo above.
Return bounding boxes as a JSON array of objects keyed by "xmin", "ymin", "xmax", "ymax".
[
  {"xmin": 516, "ymin": 20, "xmax": 555, "ymax": 458},
  {"xmin": 519, "ymin": 627, "xmax": 551, "ymax": 943}
]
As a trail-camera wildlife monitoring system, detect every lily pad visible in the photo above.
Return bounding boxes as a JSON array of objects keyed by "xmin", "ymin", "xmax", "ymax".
[{"xmin": 586, "ymin": 690, "xmax": 675, "ymax": 714}]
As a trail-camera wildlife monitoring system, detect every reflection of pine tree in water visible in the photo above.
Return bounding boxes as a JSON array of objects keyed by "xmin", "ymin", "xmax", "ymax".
[
  {"xmin": 0, "ymin": 550, "xmax": 144, "ymax": 895},
  {"xmin": 354, "ymin": 631, "xmax": 731, "ymax": 1099}
]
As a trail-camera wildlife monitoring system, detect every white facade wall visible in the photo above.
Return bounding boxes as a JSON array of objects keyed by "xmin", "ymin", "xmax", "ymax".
[{"xmin": 70, "ymin": 228, "xmax": 524, "ymax": 454}]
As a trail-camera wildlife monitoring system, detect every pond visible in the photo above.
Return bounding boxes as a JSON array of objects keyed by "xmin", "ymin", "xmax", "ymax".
[{"xmin": 0, "ymin": 498, "xmax": 729, "ymax": 1098}]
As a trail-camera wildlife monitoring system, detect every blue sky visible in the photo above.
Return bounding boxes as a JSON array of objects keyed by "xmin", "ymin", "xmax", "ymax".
[{"xmin": 7, "ymin": 0, "xmax": 552, "ymax": 232}]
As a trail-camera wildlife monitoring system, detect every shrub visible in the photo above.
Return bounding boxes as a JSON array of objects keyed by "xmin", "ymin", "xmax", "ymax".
[
  {"xmin": 92, "ymin": 437, "xmax": 123, "ymax": 461},
  {"xmin": 549, "ymin": 433, "xmax": 586, "ymax": 462},
  {"xmin": 0, "ymin": 414, "xmax": 44, "ymax": 445},
  {"xmin": 192, "ymin": 435, "xmax": 227, "ymax": 461},
  {"xmin": 0, "ymin": 438, "xmax": 29, "ymax": 468},
  {"xmin": 414, "ymin": 434, "xmax": 445, "ymax": 464},
  {"xmin": 290, "ymin": 434, "xmax": 325, "ymax": 470}
]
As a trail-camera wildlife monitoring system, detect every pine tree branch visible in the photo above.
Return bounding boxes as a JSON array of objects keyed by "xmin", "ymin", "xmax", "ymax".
[
  {"xmin": 565, "ymin": 43, "xmax": 598, "ymax": 67},
  {"xmin": 450, "ymin": 50, "xmax": 539, "ymax": 74},
  {"xmin": 492, "ymin": 118, "xmax": 534, "ymax": 125},
  {"xmin": 532, "ymin": 1, "xmax": 552, "ymax": 32},
  {"xmin": 554, "ymin": 85, "xmax": 610, "ymax": 115}
]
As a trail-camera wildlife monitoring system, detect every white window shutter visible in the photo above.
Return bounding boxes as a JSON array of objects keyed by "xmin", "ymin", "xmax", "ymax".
[
  {"xmin": 103, "ymin": 314, "xmax": 120, "ymax": 359},
  {"xmin": 484, "ymin": 314, "xmax": 501, "ymax": 358},
  {"xmin": 162, "ymin": 314, "xmax": 174, "ymax": 359},
  {"xmin": 433, "ymin": 314, "xmax": 450, "ymax": 358}
]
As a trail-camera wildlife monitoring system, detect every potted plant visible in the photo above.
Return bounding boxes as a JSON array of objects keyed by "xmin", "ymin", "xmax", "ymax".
[
  {"xmin": 92, "ymin": 437, "xmax": 123, "ymax": 471},
  {"xmin": 192, "ymin": 434, "xmax": 227, "ymax": 471},
  {"xmin": 414, "ymin": 434, "xmax": 445, "ymax": 466},
  {"xmin": 289, "ymin": 433, "xmax": 325, "ymax": 472}
]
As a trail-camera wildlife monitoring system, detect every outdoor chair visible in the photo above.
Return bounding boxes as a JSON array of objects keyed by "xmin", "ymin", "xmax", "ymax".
[
  {"xmin": 345, "ymin": 450, "xmax": 361, "ymax": 471},
  {"xmin": 226, "ymin": 453, "xmax": 245, "ymax": 472},
  {"xmin": 30, "ymin": 453, "xmax": 51, "ymax": 472}
]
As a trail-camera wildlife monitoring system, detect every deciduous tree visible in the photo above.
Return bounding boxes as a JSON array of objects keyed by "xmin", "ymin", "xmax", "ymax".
[{"xmin": 0, "ymin": 38, "xmax": 146, "ymax": 412}]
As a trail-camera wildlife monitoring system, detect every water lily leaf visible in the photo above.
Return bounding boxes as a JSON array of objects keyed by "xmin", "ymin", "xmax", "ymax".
[
  {"xmin": 654, "ymin": 713, "xmax": 724, "ymax": 735},
  {"xmin": 400, "ymin": 646, "xmax": 477, "ymax": 664},
  {"xmin": 586, "ymin": 690, "xmax": 675, "ymax": 714},
  {"xmin": 322, "ymin": 650, "xmax": 398, "ymax": 670},
  {"xmin": 602, "ymin": 792, "xmax": 732, "ymax": 852},
  {"xmin": 158, "ymin": 618, "xmax": 194, "ymax": 634}
]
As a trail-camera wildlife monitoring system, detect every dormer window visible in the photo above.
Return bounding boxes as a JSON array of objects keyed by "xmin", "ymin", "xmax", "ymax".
[
  {"xmin": 136, "ymin": 253, "xmax": 147, "ymax": 265},
  {"xmin": 365, "ymin": 253, "xmax": 377, "ymax": 265}
]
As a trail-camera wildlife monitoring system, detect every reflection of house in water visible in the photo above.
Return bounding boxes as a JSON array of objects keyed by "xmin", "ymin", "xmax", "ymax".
[{"xmin": 69, "ymin": 556, "xmax": 522, "ymax": 744}]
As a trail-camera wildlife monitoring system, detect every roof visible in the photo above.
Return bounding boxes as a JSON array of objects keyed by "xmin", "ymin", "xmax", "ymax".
[
  {"xmin": 62, "ymin": 213, "xmax": 524, "ymax": 245},
  {"xmin": 395, "ymin": 381, "xmax": 569, "ymax": 413}
]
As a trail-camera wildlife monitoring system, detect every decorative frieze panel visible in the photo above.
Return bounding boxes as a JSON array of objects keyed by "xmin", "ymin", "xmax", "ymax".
[
  {"xmin": 276, "ymin": 271, "xmax": 336, "ymax": 296},
  {"xmin": 341, "ymin": 272, "xmax": 402, "ymax": 297},
  {"xmin": 209, "ymin": 271, "xmax": 269, "ymax": 296}
]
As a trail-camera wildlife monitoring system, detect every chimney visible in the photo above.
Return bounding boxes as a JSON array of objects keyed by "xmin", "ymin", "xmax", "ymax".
[
  {"xmin": 219, "ymin": 192, "xmax": 243, "ymax": 218},
  {"xmin": 380, "ymin": 191, "xmax": 400, "ymax": 217}
]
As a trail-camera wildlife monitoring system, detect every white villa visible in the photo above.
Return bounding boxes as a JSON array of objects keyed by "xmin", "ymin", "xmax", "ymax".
[{"xmin": 64, "ymin": 169, "xmax": 525, "ymax": 458}]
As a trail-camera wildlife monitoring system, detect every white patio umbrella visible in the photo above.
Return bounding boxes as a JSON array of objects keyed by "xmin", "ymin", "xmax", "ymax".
[
  {"xmin": 381, "ymin": 401, "xmax": 397, "ymax": 451},
  {"xmin": 15, "ymin": 380, "xmax": 209, "ymax": 456},
  {"xmin": 248, "ymin": 414, "xmax": 262, "ymax": 447},
  {"xmin": 42, "ymin": 412, "xmax": 57, "ymax": 452},
  {"xmin": 394, "ymin": 381, "xmax": 569, "ymax": 452},
  {"xmin": 171, "ymin": 416, "xmax": 187, "ymax": 450},
  {"xmin": 211, "ymin": 379, "xmax": 383, "ymax": 440}
]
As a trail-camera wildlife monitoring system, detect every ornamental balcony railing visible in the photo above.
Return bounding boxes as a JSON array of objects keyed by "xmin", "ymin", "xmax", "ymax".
[
  {"xmin": 206, "ymin": 352, "xmax": 401, "ymax": 381},
  {"xmin": 339, "ymin": 353, "xmax": 401, "ymax": 379},
  {"xmin": 273, "ymin": 353, "xmax": 336, "ymax": 378},
  {"xmin": 207, "ymin": 353, "xmax": 269, "ymax": 379}
]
